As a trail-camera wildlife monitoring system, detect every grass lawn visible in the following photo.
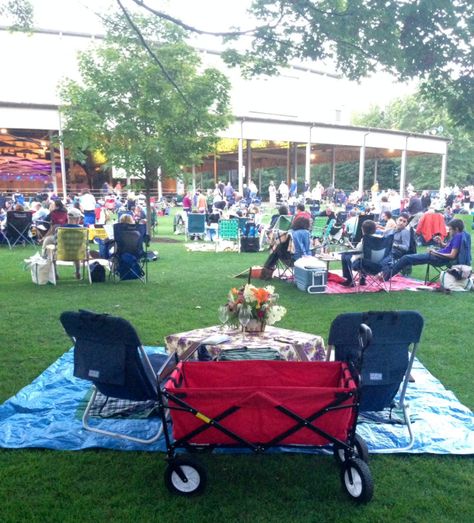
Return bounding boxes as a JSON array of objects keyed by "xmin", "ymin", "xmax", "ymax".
[{"xmin": 0, "ymin": 211, "xmax": 473, "ymax": 523}]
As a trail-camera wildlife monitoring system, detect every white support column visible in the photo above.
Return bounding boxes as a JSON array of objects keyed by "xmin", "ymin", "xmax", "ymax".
[
  {"xmin": 246, "ymin": 139, "xmax": 252, "ymax": 185},
  {"xmin": 58, "ymin": 112, "xmax": 67, "ymax": 201},
  {"xmin": 191, "ymin": 164, "xmax": 196, "ymax": 192},
  {"xmin": 305, "ymin": 141, "xmax": 311, "ymax": 188},
  {"xmin": 373, "ymin": 158, "xmax": 378, "ymax": 184},
  {"xmin": 238, "ymin": 136, "xmax": 244, "ymax": 194},
  {"xmin": 440, "ymin": 153, "xmax": 447, "ymax": 195},
  {"xmin": 358, "ymin": 134, "xmax": 368, "ymax": 195},
  {"xmin": 399, "ymin": 137, "xmax": 408, "ymax": 198},
  {"xmin": 331, "ymin": 146, "xmax": 336, "ymax": 187}
]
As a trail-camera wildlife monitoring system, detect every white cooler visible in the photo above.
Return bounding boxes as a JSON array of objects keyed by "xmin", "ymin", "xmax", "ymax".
[{"xmin": 293, "ymin": 257, "xmax": 328, "ymax": 294}]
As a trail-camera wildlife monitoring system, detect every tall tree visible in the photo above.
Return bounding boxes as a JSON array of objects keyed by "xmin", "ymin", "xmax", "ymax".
[
  {"xmin": 59, "ymin": 12, "xmax": 232, "ymax": 234},
  {"xmin": 353, "ymin": 92, "xmax": 474, "ymax": 188}
]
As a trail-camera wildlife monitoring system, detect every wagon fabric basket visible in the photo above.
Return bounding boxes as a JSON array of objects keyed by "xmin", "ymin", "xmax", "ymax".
[{"xmin": 166, "ymin": 360, "xmax": 357, "ymax": 446}]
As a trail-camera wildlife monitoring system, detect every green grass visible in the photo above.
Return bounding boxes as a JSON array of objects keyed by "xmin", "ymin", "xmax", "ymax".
[{"xmin": 0, "ymin": 212, "xmax": 473, "ymax": 523}]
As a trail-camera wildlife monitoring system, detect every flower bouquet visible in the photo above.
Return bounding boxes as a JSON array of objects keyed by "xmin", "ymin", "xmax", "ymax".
[{"xmin": 223, "ymin": 284, "xmax": 287, "ymax": 332}]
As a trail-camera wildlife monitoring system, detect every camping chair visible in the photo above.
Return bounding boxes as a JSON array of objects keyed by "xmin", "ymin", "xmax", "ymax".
[
  {"xmin": 327, "ymin": 311, "xmax": 424, "ymax": 452},
  {"xmin": 424, "ymin": 231, "xmax": 472, "ymax": 284},
  {"xmin": 352, "ymin": 214, "xmax": 375, "ymax": 244},
  {"xmin": 217, "ymin": 218, "xmax": 240, "ymax": 250},
  {"xmin": 5, "ymin": 210, "xmax": 35, "ymax": 247},
  {"xmin": 50, "ymin": 227, "xmax": 92, "ymax": 284},
  {"xmin": 111, "ymin": 223, "xmax": 148, "ymax": 283},
  {"xmin": 352, "ymin": 235, "xmax": 394, "ymax": 292},
  {"xmin": 60, "ymin": 310, "xmax": 171, "ymax": 444},
  {"xmin": 185, "ymin": 213, "xmax": 206, "ymax": 241},
  {"xmin": 311, "ymin": 216, "xmax": 329, "ymax": 240}
]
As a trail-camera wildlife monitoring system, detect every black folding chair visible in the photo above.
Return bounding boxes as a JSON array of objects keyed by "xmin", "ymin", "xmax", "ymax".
[
  {"xmin": 6, "ymin": 211, "xmax": 35, "ymax": 247},
  {"xmin": 327, "ymin": 311, "xmax": 424, "ymax": 452},
  {"xmin": 111, "ymin": 223, "xmax": 149, "ymax": 283},
  {"xmin": 60, "ymin": 310, "xmax": 170, "ymax": 444},
  {"xmin": 424, "ymin": 231, "xmax": 472, "ymax": 284},
  {"xmin": 352, "ymin": 235, "xmax": 394, "ymax": 292}
]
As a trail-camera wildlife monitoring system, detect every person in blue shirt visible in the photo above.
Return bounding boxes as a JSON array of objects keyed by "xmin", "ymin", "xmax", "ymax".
[{"xmin": 386, "ymin": 219, "xmax": 464, "ymax": 279}]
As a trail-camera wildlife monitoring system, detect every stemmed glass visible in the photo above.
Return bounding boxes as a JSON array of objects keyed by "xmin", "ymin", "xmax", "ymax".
[
  {"xmin": 217, "ymin": 305, "xmax": 229, "ymax": 332},
  {"xmin": 238, "ymin": 305, "xmax": 252, "ymax": 343}
]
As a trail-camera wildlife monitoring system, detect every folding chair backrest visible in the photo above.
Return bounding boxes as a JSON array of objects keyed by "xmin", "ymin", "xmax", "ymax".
[
  {"xmin": 113, "ymin": 223, "xmax": 146, "ymax": 257},
  {"xmin": 238, "ymin": 217, "xmax": 249, "ymax": 235},
  {"xmin": 362, "ymin": 235, "xmax": 393, "ymax": 265},
  {"xmin": 56, "ymin": 227, "xmax": 88, "ymax": 261},
  {"xmin": 275, "ymin": 215, "xmax": 293, "ymax": 232},
  {"xmin": 187, "ymin": 213, "xmax": 206, "ymax": 234},
  {"xmin": 6, "ymin": 211, "xmax": 32, "ymax": 242},
  {"xmin": 218, "ymin": 218, "xmax": 239, "ymax": 240},
  {"xmin": 50, "ymin": 210, "xmax": 68, "ymax": 226},
  {"xmin": 353, "ymin": 214, "xmax": 375, "ymax": 243},
  {"xmin": 329, "ymin": 311, "xmax": 424, "ymax": 411},
  {"xmin": 60, "ymin": 310, "xmax": 157, "ymax": 401},
  {"xmin": 311, "ymin": 216, "xmax": 328, "ymax": 238},
  {"xmin": 457, "ymin": 231, "xmax": 472, "ymax": 266}
]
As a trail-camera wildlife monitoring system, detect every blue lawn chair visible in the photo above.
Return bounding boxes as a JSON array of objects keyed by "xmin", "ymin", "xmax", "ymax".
[
  {"xmin": 328, "ymin": 311, "xmax": 424, "ymax": 452},
  {"xmin": 60, "ymin": 310, "xmax": 170, "ymax": 443},
  {"xmin": 185, "ymin": 213, "xmax": 206, "ymax": 241}
]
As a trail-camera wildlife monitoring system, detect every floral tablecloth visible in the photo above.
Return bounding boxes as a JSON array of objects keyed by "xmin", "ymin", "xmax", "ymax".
[{"xmin": 165, "ymin": 325, "xmax": 326, "ymax": 361}]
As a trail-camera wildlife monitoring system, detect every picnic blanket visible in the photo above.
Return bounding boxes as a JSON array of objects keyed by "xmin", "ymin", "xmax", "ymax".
[{"xmin": 0, "ymin": 348, "xmax": 472, "ymax": 454}]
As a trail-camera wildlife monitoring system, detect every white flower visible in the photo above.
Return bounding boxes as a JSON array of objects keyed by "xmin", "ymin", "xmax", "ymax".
[
  {"xmin": 243, "ymin": 284, "xmax": 257, "ymax": 303},
  {"xmin": 266, "ymin": 305, "xmax": 287, "ymax": 325},
  {"xmin": 264, "ymin": 285, "xmax": 275, "ymax": 294}
]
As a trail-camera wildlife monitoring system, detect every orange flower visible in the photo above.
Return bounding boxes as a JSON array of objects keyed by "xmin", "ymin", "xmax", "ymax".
[{"xmin": 252, "ymin": 287, "xmax": 270, "ymax": 306}]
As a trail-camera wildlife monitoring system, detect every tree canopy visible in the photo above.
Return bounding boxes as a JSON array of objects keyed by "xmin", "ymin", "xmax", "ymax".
[
  {"xmin": 60, "ymin": 12, "xmax": 232, "ymax": 230},
  {"xmin": 130, "ymin": 0, "xmax": 473, "ymax": 131},
  {"xmin": 353, "ymin": 92, "xmax": 474, "ymax": 188}
]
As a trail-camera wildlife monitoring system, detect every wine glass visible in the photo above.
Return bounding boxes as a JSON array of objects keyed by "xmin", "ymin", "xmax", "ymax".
[
  {"xmin": 217, "ymin": 305, "xmax": 229, "ymax": 332},
  {"xmin": 238, "ymin": 305, "xmax": 252, "ymax": 342}
]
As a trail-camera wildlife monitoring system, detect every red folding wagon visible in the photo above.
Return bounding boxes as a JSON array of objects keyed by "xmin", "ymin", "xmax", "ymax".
[{"xmin": 158, "ymin": 353, "xmax": 374, "ymax": 503}]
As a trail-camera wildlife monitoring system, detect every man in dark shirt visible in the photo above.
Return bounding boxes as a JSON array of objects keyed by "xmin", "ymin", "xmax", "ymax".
[{"xmin": 407, "ymin": 193, "xmax": 423, "ymax": 215}]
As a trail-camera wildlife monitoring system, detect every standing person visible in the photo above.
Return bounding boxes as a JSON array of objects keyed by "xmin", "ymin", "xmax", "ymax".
[
  {"xmin": 387, "ymin": 219, "xmax": 466, "ymax": 279},
  {"xmin": 289, "ymin": 178, "xmax": 297, "ymax": 198},
  {"xmin": 249, "ymin": 180, "xmax": 258, "ymax": 200},
  {"xmin": 421, "ymin": 190, "xmax": 432, "ymax": 211},
  {"xmin": 278, "ymin": 180, "xmax": 289, "ymax": 202},
  {"xmin": 196, "ymin": 190, "xmax": 207, "ymax": 213},
  {"xmin": 79, "ymin": 189, "xmax": 96, "ymax": 226},
  {"xmin": 268, "ymin": 180, "xmax": 277, "ymax": 206},
  {"xmin": 114, "ymin": 181, "xmax": 122, "ymax": 197},
  {"xmin": 224, "ymin": 181, "xmax": 234, "ymax": 204}
]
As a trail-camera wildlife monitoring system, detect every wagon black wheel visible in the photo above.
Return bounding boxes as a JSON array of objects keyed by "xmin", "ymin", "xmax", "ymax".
[
  {"xmin": 164, "ymin": 457, "xmax": 207, "ymax": 496},
  {"xmin": 341, "ymin": 458, "xmax": 374, "ymax": 503},
  {"xmin": 334, "ymin": 434, "xmax": 369, "ymax": 464}
]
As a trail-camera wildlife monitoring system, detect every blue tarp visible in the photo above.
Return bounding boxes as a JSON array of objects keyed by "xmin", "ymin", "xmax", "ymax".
[{"xmin": 0, "ymin": 347, "xmax": 473, "ymax": 454}]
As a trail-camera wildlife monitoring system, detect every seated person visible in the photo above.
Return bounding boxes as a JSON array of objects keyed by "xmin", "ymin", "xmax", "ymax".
[
  {"xmin": 291, "ymin": 203, "xmax": 312, "ymax": 260},
  {"xmin": 292, "ymin": 203, "xmax": 312, "ymax": 230},
  {"xmin": 318, "ymin": 206, "xmax": 336, "ymax": 224},
  {"xmin": 344, "ymin": 210, "xmax": 358, "ymax": 241},
  {"xmin": 377, "ymin": 211, "xmax": 396, "ymax": 232},
  {"xmin": 387, "ymin": 219, "xmax": 466, "ymax": 279},
  {"xmin": 269, "ymin": 205, "xmax": 289, "ymax": 229},
  {"xmin": 340, "ymin": 219, "xmax": 386, "ymax": 287},
  {"xmin": 384, "ymin": 213, "xmax": 411, "ymax": 261}
]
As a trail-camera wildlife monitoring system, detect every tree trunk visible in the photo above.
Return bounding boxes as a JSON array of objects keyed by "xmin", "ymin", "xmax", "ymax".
[{"xmin": 144, "ymin": 166, "xmax": 155, "ymax": 238}]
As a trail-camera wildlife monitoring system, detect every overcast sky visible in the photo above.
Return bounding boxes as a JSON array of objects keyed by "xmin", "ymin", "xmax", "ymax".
[{"xmin": 10, "ymin": 0, "xmax": 416, "ymax": 113}]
